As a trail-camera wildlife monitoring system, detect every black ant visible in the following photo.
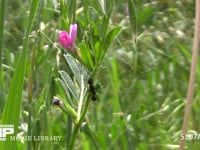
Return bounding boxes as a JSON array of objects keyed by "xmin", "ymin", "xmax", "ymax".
[{"xmin": 87, "ymin": 78, "xmax": 98, "ymax": 101}]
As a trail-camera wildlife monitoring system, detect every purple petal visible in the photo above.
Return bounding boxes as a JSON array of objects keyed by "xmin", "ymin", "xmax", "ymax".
[
  {"xmin": 69, "ymin": 24, "xmax": 77, "ymax": 45},
  {"xmin": 59, "ymin": 31, "xmax": 73, "ymax": 49}
]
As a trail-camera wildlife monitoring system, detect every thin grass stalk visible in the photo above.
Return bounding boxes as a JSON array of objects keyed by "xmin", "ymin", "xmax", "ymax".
[
  {"xmin": 27, "ymin": 41, "xmax": 35, "ymax": 150},
  {"xmin": 27, "ymin": 1, "xmax": 43, "ymax": 148},
  {"xmin": 0, "ymin": 0, "xmax": 6, "ymax": 114},
  {"xmin": 72, "ymin": 0, "xmax": 77, "ymax": 23},
  {"xmin": 68, "ymin": 96, "xmax": 90, "ymax": 150},
  {"xmin": 179, "ymin": 0, "xmax": 200, "ymax": 149},
  {"xmin": 0, "ymin": 1, "xmax": 40, "ymax": 149}
]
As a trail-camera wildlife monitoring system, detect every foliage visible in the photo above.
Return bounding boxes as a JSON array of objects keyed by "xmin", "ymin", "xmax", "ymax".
[{"xmin": 0, "ymin": 0, "xmax": 199, "ymax": 150}]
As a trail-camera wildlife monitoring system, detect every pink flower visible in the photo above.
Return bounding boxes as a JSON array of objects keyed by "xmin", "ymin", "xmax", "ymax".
[{"xmin": 59, "ymin": 24, "xmax": 77, "ymax": 49}]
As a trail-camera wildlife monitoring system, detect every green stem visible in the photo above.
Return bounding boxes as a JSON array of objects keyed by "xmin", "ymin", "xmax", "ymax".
[
  {"xmin": 27, "ymin": 107, "xmax": 32, "ymax": 150},
  {"xmin": 77, "ymin": 75, "xmax": 84, "ymax": 120},
  {"xmin": 67, "ymin": 122, "xmax": 80, "ymax": 150},
  {"xmin": 67, "ymin": 96, "xmax": 90, "ymax": 150},
  {"xmin": 72, "ymin": 0, "xmax": 77, "ymax": 23},
  {"xmin": 0, "ymin": 0, "xmax": 6, "ymax": 114}
]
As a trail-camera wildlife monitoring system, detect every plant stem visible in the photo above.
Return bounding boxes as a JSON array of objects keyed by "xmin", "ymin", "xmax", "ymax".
[
  {"xmin": 67, "ymin": 122, "xmax": 81, "ymax": 150},
  {"xmin": 179, "ymin": 0, "xmax": 200, "ymax": 149},
  {"xmin": 77, "ymin": 75, "xmax": 85, "ymax": 121},
  {"xmin": 72, "ymin": 0, "xmax": 77, "ymax": 23},
  {"xmin": 68, "ymin": 96, "xmax": 90, "ymax": 150},
  {"xmin": 0, "ymin": 0, "xmax": 6, "ymax": 114}
]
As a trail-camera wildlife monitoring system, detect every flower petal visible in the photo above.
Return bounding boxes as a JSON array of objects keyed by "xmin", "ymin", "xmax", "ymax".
[
  {"xmin": 59, "ymin": 31, "xmax": 73, "ymax": 49},
  {"xmin": 69, "ymin": 24, "xmax": 77, "ymax": 44}
]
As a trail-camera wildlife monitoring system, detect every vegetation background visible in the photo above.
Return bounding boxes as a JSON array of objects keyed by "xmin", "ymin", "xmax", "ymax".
[{"xmin": 0, "ymin": 0, "xmax": 199, "ymax": 149}]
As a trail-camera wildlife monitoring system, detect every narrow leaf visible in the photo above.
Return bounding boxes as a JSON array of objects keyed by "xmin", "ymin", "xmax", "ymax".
[
  {"xmin": 0, "ymin": 0, "xmax": 40, "ymax": 150},
  {"xmin": 103, "ymin": 26, "xmax": 121, "ymax": 51},
  {"xmin": 64, "ymin": 54, "xmax": 82, "ymax": 85},
  {"xmin": 81, "ymin": 123, "xmax": 100, "ymax": 150},
  {"xmin": 0, "ymin": 0, "xmax": 6, "ymax": 114},
  {"xmin": 100, "ymin": 26, "xmax": 121, "ymax": 61},
  {"xmin": 128, "ymin": 0, "xmax": 137, "ymax": 44},
  {"xmin": 60, "ymin": 0, "xmax": 69, "ymax": 29},
  {"xmin": 59, "ymin": 70, "xmax": 79, "ymax": 100},
  {"xmin": 55, "ymin": 78, "xmax": 73, "ymax": 106},
  {"xmin": 80, "ymin": 43, "xmax": 94, "ymax": 70}
]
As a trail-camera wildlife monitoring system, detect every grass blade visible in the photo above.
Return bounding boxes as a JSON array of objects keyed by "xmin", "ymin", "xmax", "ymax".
[
  {"xmin": 60, "ymin": 0, "xmax": 69, "ymax": 29},
  {"xmin": 0, "ymin": 0, "xmax": 6, "ymax": 115},
  {"xmin": 128, "ymin": 0, "xmax": 137, "ymax": 44},
  {"xmin": 0, "ymin": 0, "xmax": 40, "ymax": 149}
]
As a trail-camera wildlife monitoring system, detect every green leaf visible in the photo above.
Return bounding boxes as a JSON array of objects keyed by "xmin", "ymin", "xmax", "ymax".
[
  {"xmin": 99, "ymin": 0, "xmax": 114, "ymax": 39},
  {"xmin": 88, "ymin": 6, "xmax": 99, "ymax": 24},
  {"xmin": 0, "ymin": 0, "xmax": 40, "ymax": 150},
  {"xmin": 60, "ymin": 0, "xmax": 69, "ymax": 29},
  {"xmin": 97, "ymin": 0, "xmax": 106, "ymax": 14},
  {"xmin": 100, "ymin": 15, "xmax": 109, "ymax": 39},
  {"xmin": 59, "ymin": 70, "xmax": 79, "ymax": 101},
  {"xmin": 97, "ymin": 0, "xmax": 114, "ymax": 16},
  {"xmin": 32, "ymin": 119, "xmax": 41, "ymax": 150},
  {"xmin": 104, "ymin": 0, "xmax": 114, "ymax": 19},
  {"xmin": 93, "ymin": 41, "xmax": 102, "ymax": 64},
  {"xmin": 81, "ymin": 123, "xmax": 100, "ymax": 150},
  {"xmin": 55, "ymin": 78, "xmax": 73, "ymax": 106},
  {"xmin": 64, "ymin": 54, "xmax": 82, "ymax": 85},
  {"xmin": 178, "ymin": 43, "xmax": 192, "ymax": 60},
  {"xmin": 80, "ymin": 43, "xmax": 94, "ymax": 70},
  {"xmin": 128, "ymin": 0, "xmax": 137, "ymax": 43},
  {"xmin": 66, "ymin": 0, "xmax": 77, "ymax": 23},
  {"xmin": 103, "ymin": 26, "xmax": 121, "ymax": 51},
  {"xmin": 60, "ymin": 0, "xmax": 76, "ymax": 26},
  {"xmin": 0, "ymin": 0, "xmax": 6, "ymax": 112},
  {"xmin": 100, "ymin": 26, "xmax": 121, "ymax": 61}
]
